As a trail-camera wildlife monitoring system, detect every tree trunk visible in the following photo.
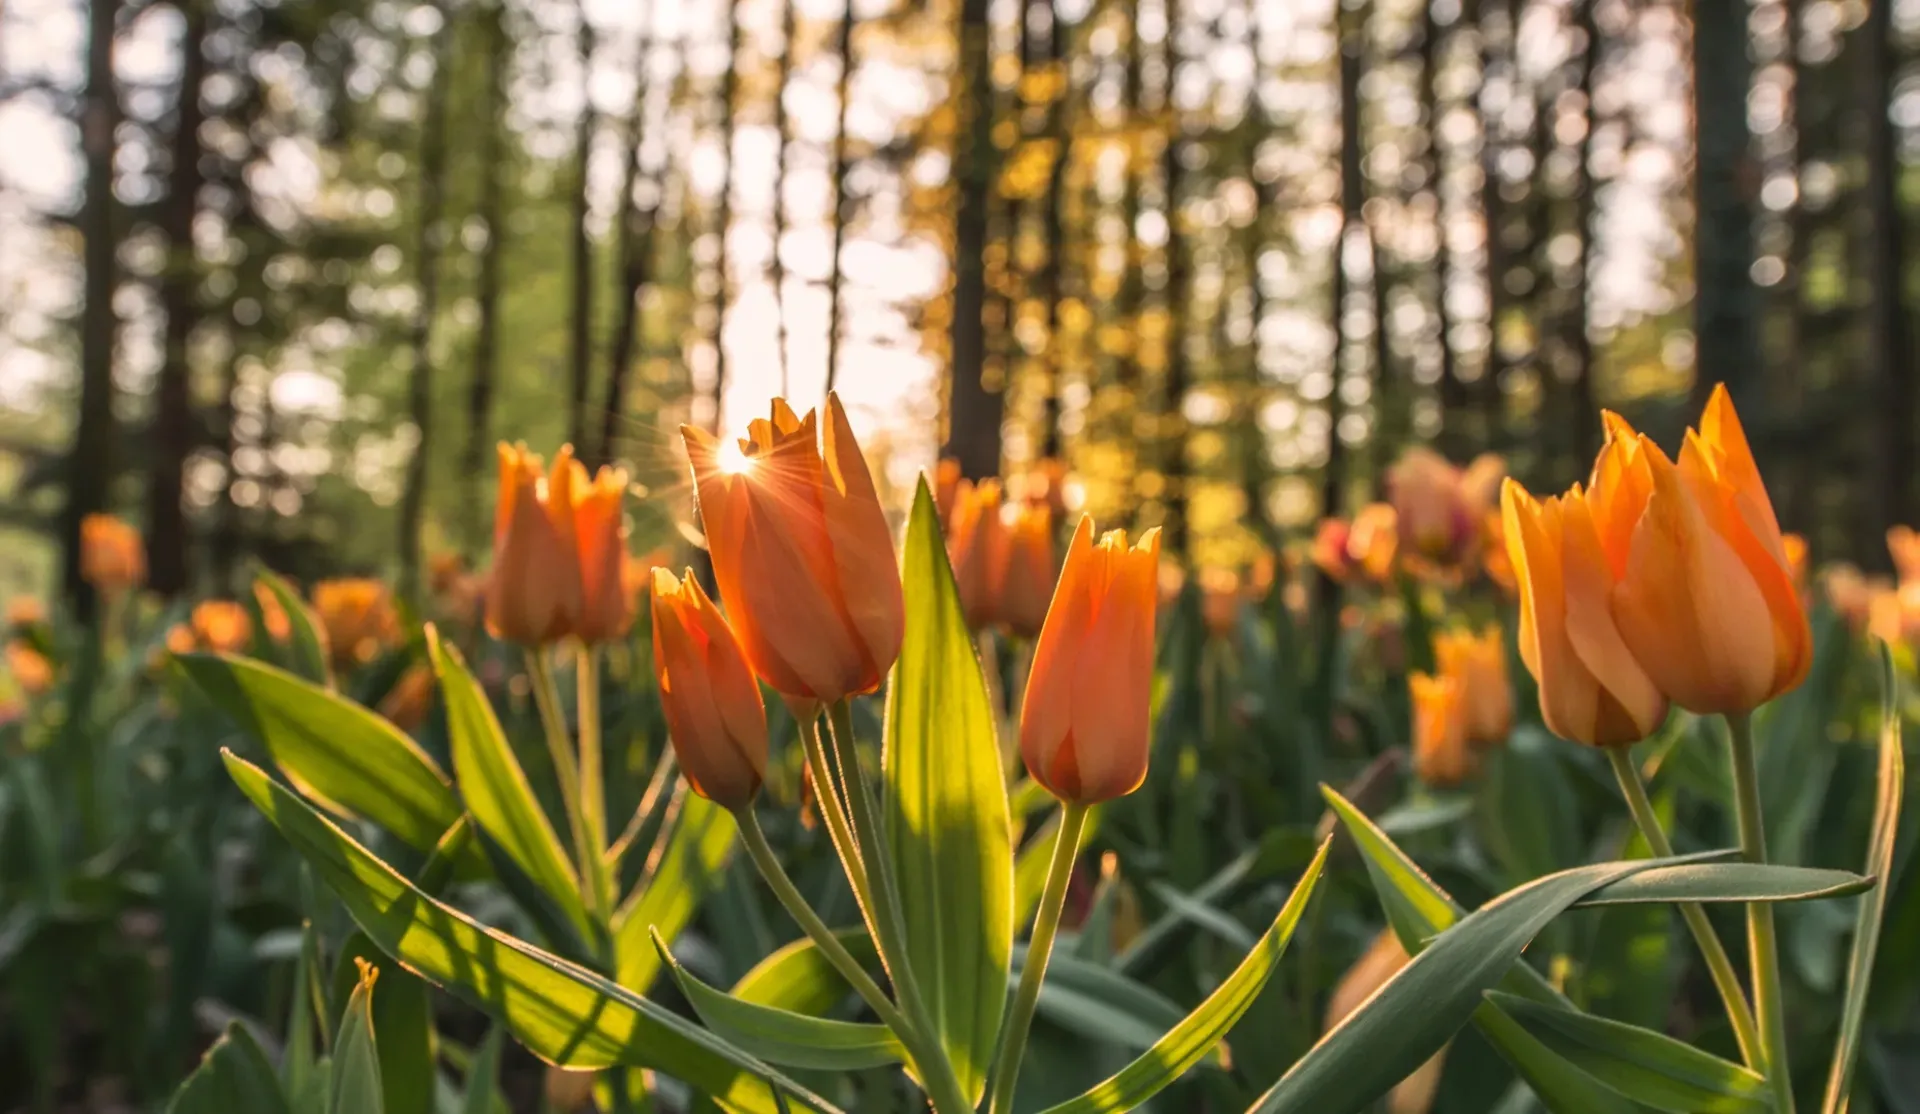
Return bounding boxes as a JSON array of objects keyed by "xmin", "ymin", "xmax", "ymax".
[
  {"xmin": 567, "ymin": 4, "xmax": 598, "ymax": 450},
  {"xmin": 708, "ymin": 0, "xmax": 740, "ymax": 426},
  {"xmin": 1160, "ymin": 0, "xmax": 1191, "ymax": 558},
  {"xmin": 824, "ymin": 0, "xmax": 856, "ymax": 392},
  {"xmin": 146, "ymin": 0, "xmax": 209, "ymax": 597},
  {"xmin": 1036, "ymin": 0, "xmax": 1068, "ymax": 460},
  {"xmin": 1690, "ymin": 0, "xmax": 1761, "ymax": 406},
  {"xmin": 942, "ymin": 0, "xmax": 1002, "ymax": 480},
  {"xmin": 768, "ymin": 0, "xmax": 796, "ymax": 396},
  {"xmin": 211, "ymin": 332, "xmax": 244, "ymax": 583},
  {"xmin": 1421, "ymin": 0, "xmax": 1465, "ymax": 458},
  {"xmin": 1865, "ymin": 0, "xmax": 1912, "ymax": 544},
  {"xmin": 1569, "ymin": 0, "xmax": 1601, "ymax": 466},
  {"xmin": 463, "ymin": 0, "xmax": 509, "ymax": 542},
  {"xmin": 63, "ymin": 0, "xmax": 121, "ymax": 618},
  {"xmin": 397, "ymin": 5, "xmax": 453, "ymax": 598},
  {"xmin": 596, "ymin": 0, "xmax": 657, "ymax": 469},
  {"xmin": 1324, "ymin": 0, "xmax": 1362, "ymax": 525},
  {"xmin": 1477, "ymin": 0, "xmax": 1508, "ymax": 451}
]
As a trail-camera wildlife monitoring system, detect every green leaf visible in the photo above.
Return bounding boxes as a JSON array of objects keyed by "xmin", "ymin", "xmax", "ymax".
[
  {"xmin": 223, "ymin": 751, "xmax": 842, "ymax": 1114},
  {"xmin": 1574, "ymin": 862, "xmax": 1872, "ymax": 907},
  {"xmin": 1472, "ymin": 1003, "xmax": 1648, "ymax": 1114},
  {"xmin": 1112, "ymin": 827, "xmax": 1316, "ymax": 977},
  {"xmin": 165, "ymin": 1023, "xmax": 290, "ymax": 1114},
  {"xmin": 1140, "ymin": 880, "xmax": 1259, "ymax": 954},
  {"xmin": 732, "ymin": 929, "xmax": 875, "ymax": 1015},
  {"xmin": 1485, "ymin": 992, "xmax": 1769, "ymax": 1113},
  {"xmin": 253, "ymin": 566, "xmax": 333, "ymax": 685},
  {"xmin": 1478, "ymin": 726, "xmax": 1581, "ymax": 884},
  {"xmin": 882, "ymin": 478, "xmax": 1014, "ymax": 1103},
  {"xmin": 330, "ymin": 938, "xmax": 436, "ymax": 1114},
  {"xmin": 177, "ymin": 653, "xmax": 461, "ymax": 852},
  {"xmin": 460, "ymin": 1027, "xmax": 506, "ymax": 1114},
  {"xmin": 655, "ymin": 929, "xmax": 909, "ymax": 1070},
  {"xmin": 1025, "ymin": 948, "xmax": 1208, "ymax": 1056},
  {"xmin": 331, "ymin": 960, "xmax": 385, "ymax": 1114},
  {"xmin": 428, "ymin": 632, "xmax": 589, "ymax": 937},
  {"xmin": 1821, "ymin": 642, "xmax": 1905, "ymax": 1114},
  {"xmin": 1037, "ymin": 838, "xmax": 1330, "ymax": 1114},
  {"xmin": 613, "ymin": 786, "xmax": 738, "ymax": 992}
]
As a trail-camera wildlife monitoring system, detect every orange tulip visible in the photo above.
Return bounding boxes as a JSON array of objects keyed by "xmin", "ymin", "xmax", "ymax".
[
  {"xmin": 1311, "ymin": 517, "xmax": 1355, "ymax": 582},
  {"xmin": 1012, "ymin": 456, "xmax": 1070, "ymax": 517},
  {"xmin": 7, "ymin": 597, "xmax": 46, "ymax": 630},
  {"xmin": 1481, "ymin": 510, "xmax": 1516, "ymax": 594},
  {"xmin": 6, "ymin": 640, "xmax": 53, "ymax": 696},
  {"xmin": 1410, "ymin": 672, "xmax": 1476, "ymax": 787},
  {"xmin": 1501, "ymin": 480, "xmax": 1669, "ymax": 747},
  {"xmin": 312, "ymin": 578, "xmax": 401, "ymax": 668},
  {"xmin": 949, "ymin": 479, "xmax": 1011, "ymax": 631},
  {"xmin": 189, "ymin": 601, "xmax": 253, "ymax": 654},
  {"xmin": 1001, "ymin": 504, "xmax": 1056, "ymax": 639},
  {"xmin": 1822, "ymin": 563, "xmax": 1884, "ymax": 633},
  {"xmin": 1869, "ymin": 581, "xmax": 1920, "ymax": 647},
  {"xmin": 681, "ymin": 395, "xmax": 903, "ymax": 709},
  {"xmin": 1434, "ymin": 626, "xmax": 1512, "ymax": 748},
  {"xmin": 1890, "ymin": 525, "xmax": 1920, "ymax": 585},
  {"xmin": 378, "ymin": 663, "xmax": 438, "ymax": 733},
  {"xmin": 935, "ymin": 457, "xmax": 964, "ymax": 525},
  {"xmin": 1020, "ymin": 518, "xmax": 1160, "ymax": 804},
  {"xmin": 571, "ymin": 460, "xmax": 634, "ymax": 643},
  {"xmin": 252, "ymin": 582, "xmax": 293, "ymax": 642},
  {"xmin": 80, "ymin": 514, "xmax": 145, "ymax": 595},
  {"xmin": 1348, "ymin": 503, "xmax": 1400, "ymax": 581},
  {"xmin": 651, "ymin": 568, "xmax": 769, "ymax": 809},
  {"xmin": 1327, "ymin": 931, "xmax": 1446, "ymax": 1114},
  {"xmin": 1594, "ymin": 390, "xmax": 1811, "ymax": 715},
  {"xmin": 1387, "ymin": 449, "xmax": 1506, "ymax": 567},
  {"xmin": 487, "ymin": 443, "xmax": 628, "ymax": 646}
]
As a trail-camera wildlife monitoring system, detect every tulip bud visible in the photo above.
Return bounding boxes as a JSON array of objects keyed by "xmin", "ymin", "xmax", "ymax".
[
  {"xmin": 1311, "ymin": 517, "xmax": 1355, "ymax": 582},
  {"xmin": 189, "ymin": 601, "xmax": 253, "ymax": 654},
  {"xmin": 1501, "ymin": 479, "xmax": 1669, "ymax": 747},
  {"xmin": 1409, "ymin": 672, "xmax": 1475, "ymax": 788},
  {"xmin": 6, "ymin": 641, "xmax": 53, "ymax": 696},
  {"xmin": 1001, "ymin": 504, "xmax": 1056, "ymax": 639},
  {"xmin": 1020, "ymin": 518, "xmax": 1160, "ymax": 804},
  {"xmin": 313, "ymin": 578, "xmax": 402, "ymax": 668},
  {"xmin": 570, "ymin": 459, "xmax": 635, "ymax": 644},
  {"xmin": 1598, "ymin": 389, "xmax": 1811, "ymax": 715},
  {"xmin": 486, "ymin": 444, "xmax": 584, "ymax": 646},
  {"xmin": 80, "ymin": 514, "xmax": 146, "ymax": 596},
  {"xmin": 1347, "ymin": 503, "xmax": 1400, "ymax": 581},
  {"xmin": 651, "ymin": 568, "xmax": 769, "ymax": 809},
  {"xmin": 1433, "ymin": 626, "xmax": 1512, "ymax": 748},
  {"xmin": 7, "ymin": 597, "xmax": 47, "ymax": 630},
  {"xmin": 681, "ymin": 395, "xmax": 904, "ymax": 709},
  {"xmin": 378, "ymin": 663, "xmax": 438, "ymax": 733},
  {"xmin": 1890, "ymin": 525, "xmax": 1920, "ymax": 585},
  {"xmin": 949, "ymin": 479, "xmax": 1010, "ymax": 631},
  {"xmin": 1200, "ymin": 567, "xmax": 1244, "ymax": 638}
]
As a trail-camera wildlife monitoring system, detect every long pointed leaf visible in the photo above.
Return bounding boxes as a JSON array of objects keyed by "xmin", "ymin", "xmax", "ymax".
[
  {"xmin": 1576, "ymin": 863, "xmax": 1870, "ymax": 907},
  {"xmin": 613, "ymin": 786, "xmax": 738, "ymax": 991},
  {"xmin": 331, "ymin": 960, "xmax": 385, "ymax": 1114},
  {"xmin": 166, "ymin": 1023, "xmax": 290, "ymax": 1114},
  {"xmin": 223, "ymin": 752, "xmax": 842, "ymax": 1114},
  {"xmin": 883, "ymin": 479, "xmax": 1014, "ymax": 1103}
]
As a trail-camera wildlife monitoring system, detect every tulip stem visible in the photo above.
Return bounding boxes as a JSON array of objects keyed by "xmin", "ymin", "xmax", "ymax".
[
  {"xmin": 824, "ymin": 700, "xmax": 972, "ymax": 1114},
  {"xmin": 1728, "ymin": 712, "xmax": 1795, "ymax": 1114},
  {"xmin": 574, "ymin": 642, "xmax": 612, "ymax": 921},
  {"xmin": 802, "ymin": 718, "xmax": 873, "ymax": 910},
  {"xmin": 988, "ymin": 800, "xmax": 1091, "ymax": 1114},
  {"xmin": 1605, "ymin": 745, "xmax": 1764, "ymax": 1070},
  {"xmin": 524, "ymin": 649, "xmax": 597, "ymax": 921}
]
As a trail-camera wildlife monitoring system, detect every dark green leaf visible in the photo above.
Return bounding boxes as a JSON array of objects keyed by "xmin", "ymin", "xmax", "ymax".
[{"xmin": 165, "ymin": 1023, "xmax": 290, "ymax": 1114}]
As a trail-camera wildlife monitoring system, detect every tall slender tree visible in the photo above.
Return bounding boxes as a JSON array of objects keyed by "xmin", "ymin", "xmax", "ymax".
[
  {"xmin": 1476, "ymin": 0, "xmax": 1509, "ymax": 450},
  {"xmin": 1568, "ymin": 0, "xmax": 1601, "ymax": 465},
  {"xmin": 767, "ymin": 0, "xmax": 798, "ymax": 395},
  {"xmin": 824, "ymin": 0, "xmax": 857, "ymax": 392},
  {"xmin": 1421, "ymin": 0, "xmax": 1466, "ymax": 456},
  {"xmin": 1036, "ymin": 0, "xmax": 1069, "ymax": 459},
  {"xmin": 463, "ymin": 0, "xmax": 510, "ymax": 543},
  {"xmin": 708, "ymin": 0, "xmax": 742, "ymax": 426},
  {"xmin": 1160, "ymin": 0, "xmax": 1192, "ymax": 557},
  {"xmin": 1691, "ymin": 0, "xmax": 1762, "ymax": 406},
  {"xmin": 1864, "ymin": 0, "xmax": 1912, "ymax": 540},
  {"xmin": 1324, "ymin": 0, "xmax": 1363, "ymax": 529},
  {"xmin": 943, "ymin": 0, "xmax": 1005, "ymax": 479},
  {"xmin": 567, "ymin": 1, "xmax": 599, "ymax": 450},
  {"xmin": 597, "ymin": 0, "xmax": 658, "ymax": 469},
  {"xmin": 397, "ymin": 3, "xmax": 453, "ymax": 597}
]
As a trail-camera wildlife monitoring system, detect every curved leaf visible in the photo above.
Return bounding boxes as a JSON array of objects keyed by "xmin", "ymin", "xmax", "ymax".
[
  {"xmin": 655, "ymin": 929, "xmax": 908, "ymax": 1071},
  {"xmin": 1575, "ymin": 862, "xmax": 1871, "ymax": 907},
  {"xmin": 331, "ymin": 959, "xmax": 385, "ymax": 1114},
  {"xmin": 1486, "ymin": 992, "xmax": 1768, "ymax": 1114},
  {"xmin": 883, "ymin": 479, "xmax": 1014, "ymax": 1104},
  {"xmin": 613, "ymin": 787, "xmax": 738, "ymax": 992},
  {"xmin": 223, "ymin": 751, "xmax": 842, "ymax": 1114},
  {"xmin": 1472, "ymin": 1003, "xmax": 1648, "ymax": 1114},
  {"xmin": 1038, "ymin": 837, "xmax": 1330, "ymax": 1114},
  {"xmin": 252, "ymin": 567, "xmax": 333, "ymax": 685},
  {"xmin": 177, "ymin": 653, "xmax": 460, "ymax": 852},
  {"xmin": 732, "ymin": 929, "xmax": 875, "ymax": 1015},
  {"xmin": 331, "ymin": 938, "xmax": 435, "ymax": 1114},
  {"xmin": 165, "ymin": 1023, "xmax": 289, "ymax": 1114}
]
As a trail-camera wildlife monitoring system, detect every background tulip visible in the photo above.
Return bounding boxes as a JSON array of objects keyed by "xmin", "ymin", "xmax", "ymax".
[
  {"xmin": 948, "ymin": 478, "xmax": 1010, "ymax": 631},
  {"xmin": 682, "ymin": 394, "xmax": 903, "ymax": 708},
  {"xmin": 485, "ymin": 444, "xmax": 584, "ymax": 646},
  {"xmin": 80, "ymin": 514, "xmax": 146, "ymax": 596},
  {"xmin": 1001, "ymin": 504, "xmax": 1056, "ymax": 639},
  {"xmin": 312, "ymin": 578, "xmax": 401, "ymax": 668},
  {"xmin": 651, "ymin": 568, "xmax": 768, "ymax": 809},
  {"xmin": 1434, "ymin": 626, "xmax": 1512, "ymax": 747},
  {"xmin": 1020, "ymin": 519, "xmax": 1160, "ymax": 804},
  {"xmin": 1409, "ymin": 671, "xmax": 1475, "ymax": 787},
  {"xmin": 569, "ymin": 461, "xmax": 634, "ymax": 643},
  {"xmin": 1326, "ymin": 931, "xmax": 1446, "ymax": 1114}
]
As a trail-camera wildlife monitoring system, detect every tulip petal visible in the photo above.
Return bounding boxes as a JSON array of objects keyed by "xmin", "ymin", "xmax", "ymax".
[
  {"xmin": 1699, "ymin": 383, "xmax": 1783, "ymax": 541},
  {"xmin": 1021, "ymin": 517, "xmax": 1097, "ymax": 792},
  {"xmin": 1066, "ymin": 528, "xmax": 1158, "ymax": 800},
  {"xmin": 1559, "ymin": 492, "xmax": 1668, "ymax": 739},
  {"xmin": 821, "ymin": 394, "xmax": 905, "ymax": 687}
]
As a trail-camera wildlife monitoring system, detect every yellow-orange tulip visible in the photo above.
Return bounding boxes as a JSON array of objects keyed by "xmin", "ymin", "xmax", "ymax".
[
  {"xmin": 1311, "ymin": 517, "xmax": 1355, "ymax": 582},
  {"xmin": 1348, "ymin": 503, "xmax": 1400, "ymax": 581},
  {"xmin": 1594, "ymin": 390, "xmax": 1811, "ymax": 715},
  {"xmin": 651, "ymin": 568, "xmax": 769, "ymax": 809},
  {"xmin": 6, "ymin": 640, "xmax": 53, "ymax": 696},
  {"xmin": 1869, "ymin": 581, "xmax": 1920, "ymax": 647},
  {"xmin": 1481, "ymin": 510, "xmax": 1516, "ymax": 594},
  {"xmin": 681, "ymin": 395, "xmax": 903, "ymax": 708},
  {"xmin": 1327, "ymin": 931, "xmax": 1446, "ymax": 1114},
  {"xmin": 7, "ymin": 597, "xmax": 46, "ymax": 629},
  {"xmin": 949, "ymin": 478, "xmax": 1010, "ymax": 631},
  {"xmin": 1410, "ymin": 672, "xmax": 1476, "ymax": 787},
  {"xmin": 1002, "ymin": 504, "xmax": 1056, "ymax": 639},
  {"xmin": 312, "ymin": 578, "xmax": 401, "ymax": 668},
  {"xmin": 378, "ymin": 663, "xmax": 437, "ymax": 733},
  {"xmin": 1434, "ymin": 626, "xmax": 1512, "ymax": 748},
  {"xmin": 570, "ymin": 461, "xmax": 634, "ymax": 643},
  {"xmin": 1890, "ymin": 525, "xmax": 1920, "ymax": 585},
  {"xmin": 189, "ymin": 601, "xmax": 252, "ymax": 654},
  {"xmin": 80, "ymin": 514, "xmax": 145, "ymax": 595},
  {"xmin": 486, "ymin": 444, "xmax": 636, "ymax": 645},
  {"xmin": 1020, "ymin": 519, "xmax": 1161, "ymax": 804},
  {"xmin": 1501, "ymin": 480, "xmax": 1670, "ymax": 747}
]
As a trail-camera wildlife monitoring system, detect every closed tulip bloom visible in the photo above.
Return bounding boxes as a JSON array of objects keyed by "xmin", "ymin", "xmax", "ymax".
[
  {"xmin": 1502, "ymin": 480, "xmax": 1670, "ymax": 746},
  {"xmin": 1822, "ymin": 563, "xmax": 1883, "ymax": 633},
  {"xmin": 312, "ymin": 578, "xmax": 401, "ymax": 668},
  {"xmin": 1410, "ymin": 672, "xmax": 1476, "ymax": 787},
  {"xmin": 651, "ymin": 568, "xmax": 769, "ymax": 809},
  {"xmin": 1434, "ymin": 626, "xmax": 1512, "ymax": 747},
  {"xmin": 1327, "ymin": 931, "xmax": 1446, "ymax": 1114},
  {"xmin": 1020, "ymin": 519, "xmax": 1161, "ymax": 804},
  {"xmin": 190, "ymin": 601, "xmax": 253, "ymax": 654},
  {"xmin": 6, "ymin": 641, "xmax": 54, "ymax": 696},
  {"xmin": 1002, "ymin": 504, "xmax": 1057, "ymax": 639},
  {"xmin": 1598, "ymin": 390, "xmax": 1812, "ymax": 715},
  {"xmin": 377, "ymin": 663, "xmax": 438, "ymax": 733},
  {"xmin": 80, "ymin": 514, "xmax": 146, "ymax": 595},
  {"xmin": 949, "ymin": 478, "xmax": 1011, "ymax": 630},
  {"xmin": 1348, "ymin": 503, "xmax": 1400, "ymax": 581},
  {"xmin": 487, "ymin": 444, "xmax": 584, "ymax": 645},
  {"xmin": 570, "ymin": 460, "xmax": 635, "ymax": 643},
  {"xmin": 7, "ymin": 597, "xmax": 46, "ymax": 630},
  {"xmin": 1311, "ymin": 517, "xmax": 1355, "ymax": 582},
  {"xmin": 682, "ymin": 395, "xmax": 903, "ymax": 708}
]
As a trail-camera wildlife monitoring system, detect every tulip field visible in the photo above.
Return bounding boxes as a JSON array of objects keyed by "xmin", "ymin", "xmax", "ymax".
[{"xmin": 0, "ymin": 383, "xmax": 1911, "ymax": 1114}]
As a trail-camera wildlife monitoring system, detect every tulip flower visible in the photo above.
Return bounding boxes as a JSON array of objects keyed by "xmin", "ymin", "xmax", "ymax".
[
  {"xmin": 7, "ymin": 597, "xmax": 46, "ymax": 630},
  {"xmin": 1501, "ymin": 480, "xmax": 1670, "ymax": 747},
  {"xmin": 1002, "ymin": 503, "xmax": 1056, "ymax": 639},
  {"xmin": 681, "ymin": 395, "xmax": 904, "ymax": 708},
  {"xmin": 1200, "ymin": 567, "xmax": 1245, "ymax": 638},
  {"xmin": 1386, "ymin": 449, "xmax": 1506, "ymax": 568},
  {"xmin": 1327, "ymin": 931, "xmax": 1446, "ymax": 1114},
  {"xmin": 935, "ymin": 457, "xmax": 964, "ymax": 525},
  {"xmin": 949, "ymin": 478, "xmax": 1011, "ymax": 631},
  {"xmin": 80, "ymin": 514, "xmax": 146, "ymax": 596},
  {"xmin": 570, "ymin": 460, "xmax": 635, "ymax": 644},
  {"xmin": 1596, "ymin": 390, "xmax": 1811, "ymax": 715},
  {"xmin": 486, "ymin": 444, "xmax": 582, "ymax": 645},
  {"xmin": 1311, "ymin": 517, "xmax": 1355, "ymax": 582},
  {"xmin": 1020, "ymin": 518, "xmax": 1160, "ymax": 804},
  {"xmin": 1890, "ymin": 525, "xmax": 1920, "ymax": 585},
  {"xmin": 189, "ymin": 601, "xmax": 253, "ymax": 654},
  {"xmin": 251, "ymin": 583, "xmax": 292, "ymax": 642},
  {"xmin": 377, "ymin": 663, "xmax": 438, "ymax": 733},
  {"xmin": 1409, "ymin": 672, "xmax": 1476, "ymax": 788},
  {"xmin": 6, "ymin": 641, "xmax": 53, "ymax": 696},
  {"xmin": 651, "ymin": 567, "xmax": 769, "ymax": 809},
  {"xmin": 1348, "ymin": 503, "xmax": 1400, "ymax": 581},
  {"xmin": 1434, "ymin": 626, "xmax": 1512, "ymax": 748},
  {"xmin": 312, "ymin": 578, "xmax": 402, "ymax": 668},
  {"xmin": 1821, "ymin": 563, "xmax": 1884, "ymax": 634}
]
